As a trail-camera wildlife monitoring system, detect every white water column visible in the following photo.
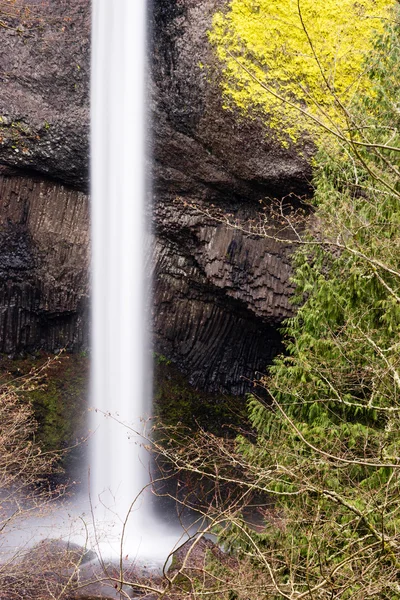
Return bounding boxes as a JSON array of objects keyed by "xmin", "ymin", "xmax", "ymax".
[{"xmin": 90, "ymin": 0, "xmax": 150, "ymax": 558}]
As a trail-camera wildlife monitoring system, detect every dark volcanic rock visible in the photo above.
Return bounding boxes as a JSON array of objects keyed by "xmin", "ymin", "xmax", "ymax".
[
  {"xmin": 0, "ymin": 0, "xmax": 90, "ymax": 189},
  {"xmin": 22, "ymin": 539, "xmax": 97, "ymax": 569},
  {"xmin": 0, "ymin": 0, "xmax": 312, "ymax": 197},
  {"xmin": 150, "ymin": 0, "xmax": 313, "ymax": 201},
  {"xmin": 149, "ymin": 0, "xmax": 312, "ymax": 391},
  {"xmin": 0, "ymin": 0, "xmax": 312, "ymax": 390},
  {"xmin": 0, "ymin": 173, "xmax": 89, "ymax": 353},
  {"xmin": 152, "ymin": 197, "xmax": 293, "ymax": 393}
]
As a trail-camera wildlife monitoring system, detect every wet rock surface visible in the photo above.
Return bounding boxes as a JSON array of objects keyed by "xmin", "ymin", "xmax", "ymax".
[
  {"xmin": 7, "ymin": 540, "xmax": 156, "ymax": 600},
  {"xmin": 2, "ymin": 537, "xmax": 231, "ymax": 599}
]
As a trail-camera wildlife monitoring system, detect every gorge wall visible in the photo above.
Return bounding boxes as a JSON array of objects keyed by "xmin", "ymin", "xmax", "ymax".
[
  {"xmin": 0, "ymin": 172, "xmax": 89, "ymax": 353},
  {"xmin": 0, "ymin": 0, "xmax": 312, "ymax": 393},
  {"xmin": 151, "ymin": 0, "xmax": 312, "ymax": 392}
]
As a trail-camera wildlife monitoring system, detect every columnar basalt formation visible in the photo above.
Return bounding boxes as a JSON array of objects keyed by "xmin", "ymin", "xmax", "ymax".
[
  {"xmin": 0, "ymin": 173, "xmax": 89, "ymax": 353},
  {"xmin": 0, "ymin": 0, "xmax": 313, "ymax": 392},
  {"xmin": 152, "ymin": 197, "xmax": 294, "ymax": 393},
  {"xmin": 150, "ymin": 0, "xmax": 312, "ymax": 391}
]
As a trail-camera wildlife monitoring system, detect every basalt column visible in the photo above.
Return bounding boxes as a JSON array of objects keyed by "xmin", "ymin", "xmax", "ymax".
[{"xmin": 0, "ymin": 173, "xmax": 89, "ymax": 354}]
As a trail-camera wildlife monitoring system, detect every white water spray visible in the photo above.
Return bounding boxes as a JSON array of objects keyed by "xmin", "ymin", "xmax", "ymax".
[
  {"xmin": 0, "ymin": 0, "xmax": 188, "ymax": 568},
  {"xmin": 90, "ymin": 0, "xmax": 177, "ymax": 561}
]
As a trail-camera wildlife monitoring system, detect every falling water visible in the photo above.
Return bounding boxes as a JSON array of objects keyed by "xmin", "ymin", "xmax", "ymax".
[
  {"xmin": 0, "ymin": 0, "xmax": 187, "ymax": 568},
  {"xmin": 90, "ymin": 0, "xmax": 175, "ymax": 561}
]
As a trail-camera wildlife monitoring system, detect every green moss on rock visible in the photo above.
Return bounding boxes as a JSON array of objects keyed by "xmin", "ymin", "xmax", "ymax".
[
  {"xmin": 153, "ymin": 356, "xmax": 247, "ymax": 434},
  {"xmin": 0, "ymin": 352, "xmax": 88, "ymax": 468}
]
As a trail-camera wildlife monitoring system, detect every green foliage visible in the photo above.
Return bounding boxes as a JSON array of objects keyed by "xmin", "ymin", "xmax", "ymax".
[
  {"xmin": 154, "ymin": 7, "xmax": 400, "ymax": 598},
  {"xmin": 209, "ymin": 0, "xmax": 395, "ymax": 143},
  {"xmin": 199, "ymin": 5, "xmax": 400, "ymax": 598}
]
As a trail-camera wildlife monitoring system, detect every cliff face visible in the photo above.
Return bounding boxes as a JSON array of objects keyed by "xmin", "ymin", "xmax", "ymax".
[
  {"xmin": 151, "ymin": 0, "xmax": 312, "ymax": 202},
  {"xmin": 152, "ymin": 197, "xmax": 293, "ymax": 392},
  {"xmin": 0, "ymin": 0, "xmax": 311, "ymax": 391},
  {"xmin": 0, "ymin": 173, "xmax": 89, "ymax": 353},
  {"xmin": 0, "ymin": 0, "xmax": 90, "ymax": 189},
  {"xmin": 150, "ymin": 0, "xmax": 312, "ymax": 391},
  {"xmin": 0, "ymin": 0, "xmax": 90, "ymax": 354}
]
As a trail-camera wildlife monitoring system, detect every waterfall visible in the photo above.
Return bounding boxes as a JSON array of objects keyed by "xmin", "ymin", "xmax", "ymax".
[
  {"xmin": 0, "ymin": 0, "xmax": 187, "ymax": 568},
  {"xmin": 90, "ymin": 0, "xmax": 163, "ymax": 560}
]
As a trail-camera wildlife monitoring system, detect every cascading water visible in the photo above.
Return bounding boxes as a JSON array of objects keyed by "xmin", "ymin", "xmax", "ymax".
[
  {"xmin": 90, "ymin": 0, "xmax": 147, "ymax": 558},
  {"xmin": 1, "ymin": 0, "xmax": 186, "ymax": 568},
  {"xmin": 90, "ymin": 0, "xmax": 179, "ymax": 561}
]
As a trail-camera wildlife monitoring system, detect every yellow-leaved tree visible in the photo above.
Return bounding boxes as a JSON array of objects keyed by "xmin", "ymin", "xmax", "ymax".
[
  {"xmin": 150, "ymin": 2, "xmax": 400, "ymax": 599},
  {"xmin": 209, "ymin": 0, "xmax": 395, "ymax": 143}
]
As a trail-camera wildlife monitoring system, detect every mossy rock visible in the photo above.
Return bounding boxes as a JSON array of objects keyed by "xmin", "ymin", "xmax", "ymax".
[
  {"xmin": 153, "ymin": 355, "xmax": 247, "ymax": 435},
  {"xmin": 0, "ymin": 351, "xmax": 89, "ymax": 473}
]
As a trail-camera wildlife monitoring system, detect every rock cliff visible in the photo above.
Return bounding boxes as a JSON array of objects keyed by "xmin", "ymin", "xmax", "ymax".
[
  {"xmin": 0, "ymin": 0, "xmax": 312, "ymax": 392},
  {"xmin": 0, "ymin": 172, "xmax": 89, "ymax": 353},
  {"xmin": 0, "ymin": 0, "xmax": 90, "ymax": 188},
  {"xmin": 150, "ymin": 0, "xmax": 312, "ymax": 391},
  {"xmin": 151, "ymin": 0, "xmax": 312, "ymax": 203},
  {"xmin": 0, "ymin": 0, "xmax": 90, "ymax": 353},
  {"xmin": 152, "ymin": 197, "xmax": 293, "ymax": 392}
]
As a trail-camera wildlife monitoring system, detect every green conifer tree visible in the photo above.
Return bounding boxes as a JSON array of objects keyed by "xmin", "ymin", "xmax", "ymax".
[{"xmin": 159, "ymin": 3, "xmax": 400, "ymax": 598}]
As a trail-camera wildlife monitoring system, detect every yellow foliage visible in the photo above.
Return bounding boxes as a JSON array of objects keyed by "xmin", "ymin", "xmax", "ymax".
[{"xmin": 209, "ymin": 0, "xmax": 395, "ymax": 143}]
